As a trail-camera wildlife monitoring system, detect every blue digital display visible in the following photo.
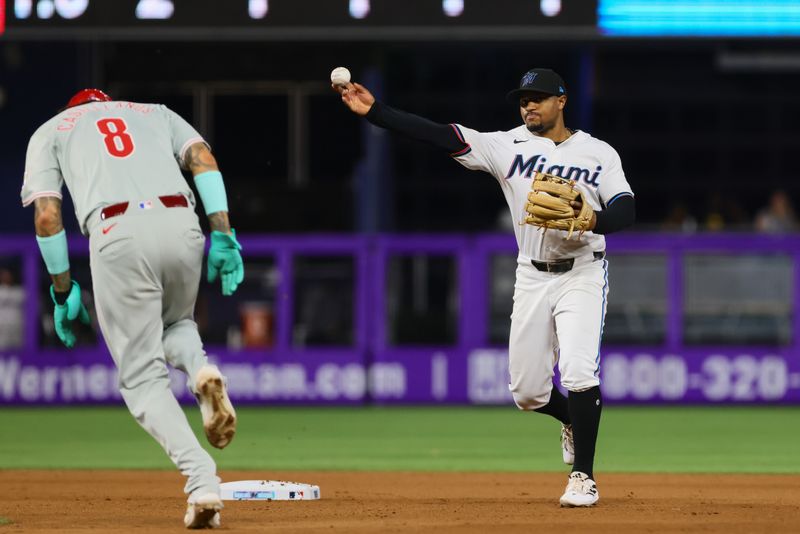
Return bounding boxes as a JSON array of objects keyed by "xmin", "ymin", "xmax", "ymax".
[{"xmin": 599, "ymin": 0, "xmax": 800, "ymax": 36}]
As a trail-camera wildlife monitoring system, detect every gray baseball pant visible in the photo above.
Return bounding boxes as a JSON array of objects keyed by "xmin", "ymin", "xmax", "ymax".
[{"xmin": 87, "ymin": 202, "xmax": 219, "ymax": 501}]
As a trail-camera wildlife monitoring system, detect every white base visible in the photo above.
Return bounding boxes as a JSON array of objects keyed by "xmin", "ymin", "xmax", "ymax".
[{"xmin": 220, "ymin": 480, "xmax": 321, "ymax": 501}]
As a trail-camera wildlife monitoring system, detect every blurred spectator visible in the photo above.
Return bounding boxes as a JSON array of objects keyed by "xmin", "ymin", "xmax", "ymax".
[
  {"xmin": 661, "ymin": 202, "xmax": 698, "ymax": 233},
  {"xmin": 0, "ymin": 268, "xmax": 25, "ymax": 349},
  {"xmin": 755, "ymin": 190, "xmax": 798, "ymax": 233},
  {"xmin": 704, "ymin": 193, "xmax": 749, "ymax": 232}
]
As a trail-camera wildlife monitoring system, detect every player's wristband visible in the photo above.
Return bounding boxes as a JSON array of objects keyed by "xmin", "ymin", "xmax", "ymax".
[
  {"xmin": 36, "ymin": 229, "xmax": 70, "ymax": 275},
  {"xmin": 194, "ymin": 171, "xmax": 229, "ymax": 216},
  {"xmin": 51, "ymin": 285, "xmax": 71, "ymax": 305}
]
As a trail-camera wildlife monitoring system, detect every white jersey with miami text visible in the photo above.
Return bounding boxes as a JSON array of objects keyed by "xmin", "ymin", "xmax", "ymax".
[
  {"xmin": 21, "ymin": 101, "xmax": 205, "ymax": 235},
  {"xmin": 451, "ymin": 124, "xmax": 633, "ymax": 262}
]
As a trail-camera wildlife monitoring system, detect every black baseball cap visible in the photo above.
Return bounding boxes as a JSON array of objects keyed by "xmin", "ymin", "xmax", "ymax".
[{"xmin": 506, "ymin": 68, "xmax": 567, "ymax": 103}]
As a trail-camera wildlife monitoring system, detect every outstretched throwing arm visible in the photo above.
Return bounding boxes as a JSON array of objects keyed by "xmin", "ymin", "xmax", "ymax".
[{"xmin": 333, "ymin": 80, "xmax": 468, "ymax": 154}]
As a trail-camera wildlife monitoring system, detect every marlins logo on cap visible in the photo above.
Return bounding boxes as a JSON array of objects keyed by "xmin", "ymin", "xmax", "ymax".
[
  {"xmin": 522, "ymin": 71, "xmax": 539, "ymax": 86},
  {"xmin": 506, "ymin": 68, "xmax": 567, "ymax": 103}
]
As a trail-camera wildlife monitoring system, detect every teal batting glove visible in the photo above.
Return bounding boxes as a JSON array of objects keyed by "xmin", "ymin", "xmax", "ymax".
[
  {"xmin": 50, "ymin": 281, "xmax": 91, "ymax": 349},
  {"xmin": 208, "ymin": 229, "xmax": 244, "ymax": 296}
]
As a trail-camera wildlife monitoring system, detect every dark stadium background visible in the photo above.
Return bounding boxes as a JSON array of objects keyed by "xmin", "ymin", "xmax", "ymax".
[{"xmin": 2, "ymin": 38, "xmax": 797, "ymax": 234}]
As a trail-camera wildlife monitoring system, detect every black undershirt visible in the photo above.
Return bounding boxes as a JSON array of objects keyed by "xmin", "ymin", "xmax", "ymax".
[
  {"xmin": 366, "ymin": 100, "xmax": 466, "ymax": 153},
  {"xmin": 365, "ymin": 101, "xmax": 635, "ymax": 234},
  {"xmin": 593, "ymin": 195, "xmax": 635, "ymax": 234}
]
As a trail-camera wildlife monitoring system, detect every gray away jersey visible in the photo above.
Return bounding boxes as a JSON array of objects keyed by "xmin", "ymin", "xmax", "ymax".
[
  {"xmin": 451, "ymin": 124, "xmax": 634, "ymax": 261},
  {"xmin": 21, "ymin": 101, "xmax": 205, "ymax": 235}
]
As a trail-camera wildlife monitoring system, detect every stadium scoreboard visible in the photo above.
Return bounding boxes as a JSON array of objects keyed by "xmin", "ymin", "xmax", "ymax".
[{"xmin": 2, "ymin": 0, "xmax": 598, "ymax": 38}]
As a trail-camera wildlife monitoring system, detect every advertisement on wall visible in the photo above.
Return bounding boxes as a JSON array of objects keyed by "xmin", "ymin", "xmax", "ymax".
[{"xmin": 3, "ymin": 347, "xmax": 800, "ymax": 405}]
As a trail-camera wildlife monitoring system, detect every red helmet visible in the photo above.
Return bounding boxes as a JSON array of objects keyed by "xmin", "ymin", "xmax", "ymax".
[{"xmin": 66, "ymin": 88, "xmax": 112, "ymax": 109}]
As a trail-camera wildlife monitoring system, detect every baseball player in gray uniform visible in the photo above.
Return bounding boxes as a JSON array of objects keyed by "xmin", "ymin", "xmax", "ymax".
[
  {"xmin": 21, "ymin": 89, "xmax": 244, "ymax": 528},
  {"xmin": 335, "ymin": 69, "xmax": 635, "ymax": 507}
]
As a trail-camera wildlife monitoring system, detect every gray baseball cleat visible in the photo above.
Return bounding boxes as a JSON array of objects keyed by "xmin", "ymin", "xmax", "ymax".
[
  {"xmin": 559, "ymin": 471, "xmax": 599, "ymax": 507},
  {"xmin": 560, "ymin": 424, "xmax": 575, "ymax": 465},
  {"xmin": 184, "ymin": 492, "xmax": 223, "ymax": 529},
  {"xmin": 195, "ymin": 365, "xmax": 237, "ymax": 449}
]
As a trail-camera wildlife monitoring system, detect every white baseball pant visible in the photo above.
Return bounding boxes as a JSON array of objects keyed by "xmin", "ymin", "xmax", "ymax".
[{"xmin": 508, "ymin": 252, "xmax": 609, "ymax": 410}]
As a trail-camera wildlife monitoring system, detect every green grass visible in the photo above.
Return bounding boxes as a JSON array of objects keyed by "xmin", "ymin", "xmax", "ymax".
[{"xmin": 0, "ymin": 406, "xmax": 798, "ymax": 473}]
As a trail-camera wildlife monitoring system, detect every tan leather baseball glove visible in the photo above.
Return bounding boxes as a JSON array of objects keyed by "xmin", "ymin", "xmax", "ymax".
[{"xmin": 524, "ymin": 172, "xmax": 594, "ymax": 239}]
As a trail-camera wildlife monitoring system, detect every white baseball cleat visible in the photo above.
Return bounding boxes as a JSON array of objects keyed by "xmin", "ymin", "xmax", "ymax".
[
  {"xmin": 559, "ymin": 471, "xmax": 599, "ymax": 507},
  {"xmin": 560, "ymin": 424, "xmax": 575, "ymax": 465},
  {"xmin": 184, "ymin": 493, "xmax": 223, "ymax": 529},
  {"xmin": 195, "ymin": 365, "xmax": 237, "ymax": 449}
]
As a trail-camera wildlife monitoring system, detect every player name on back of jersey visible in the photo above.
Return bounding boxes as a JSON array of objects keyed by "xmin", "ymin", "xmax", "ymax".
[
  {"xmin": 505, "ymin": 154, "xmax": 603, "ymax": 187},
  {"xmin": 57, "ymin": 102, "xmax": 156, "ymax": 131}
]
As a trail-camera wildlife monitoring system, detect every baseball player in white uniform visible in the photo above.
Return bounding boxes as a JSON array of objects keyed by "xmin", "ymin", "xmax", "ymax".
[
  {"xmin": 335, "ymin": 69, "xmax": 635, "ymax": 506},
  {"xmin": 21, "ymin": 89, "xmax": 244, "ymax": 528}
]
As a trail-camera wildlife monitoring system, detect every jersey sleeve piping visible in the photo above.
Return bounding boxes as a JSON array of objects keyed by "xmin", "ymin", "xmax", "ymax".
[
  {"xmin": 606, "ymin": 191, "xmax": 634, "ymax": 207},
  {"xmin": 179, "ymin": 136, "xmax": 207, "ymax": 162},
  {"xmin": 21, "ymin": 190, "xmax": 63, "ymax": 207},
  {"xmin": 448, "ymin": 124, "xmax": 472, "ymax": 157}
]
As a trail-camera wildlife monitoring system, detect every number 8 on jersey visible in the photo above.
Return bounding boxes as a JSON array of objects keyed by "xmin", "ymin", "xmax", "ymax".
[{"xmin": 97, "ymin": 118, "xmax": 135, "ymax": 158}]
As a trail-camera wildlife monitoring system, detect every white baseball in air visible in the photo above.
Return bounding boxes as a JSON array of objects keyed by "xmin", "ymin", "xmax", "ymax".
[{"xmin": 330, "ymin": 67, "xmax": 351, "ymax": 86}]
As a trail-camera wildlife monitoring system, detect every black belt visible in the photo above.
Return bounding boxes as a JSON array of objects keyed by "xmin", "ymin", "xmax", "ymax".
[{"xmin": 532, "ymin": 251, "xmax": 605, "ymax": 273}]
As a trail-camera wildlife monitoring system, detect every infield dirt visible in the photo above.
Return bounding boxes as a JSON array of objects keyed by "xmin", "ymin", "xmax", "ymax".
[{"xmin": 1, "ymin": 470, "xmax": 798, "ymax": 533}]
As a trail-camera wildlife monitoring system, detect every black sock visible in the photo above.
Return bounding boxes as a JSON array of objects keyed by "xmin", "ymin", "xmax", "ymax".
[
  {"xmin": 534, "ymin": 384, "xmax": 570, "ymax": 425},
  {"xmin": 568, "ymin": 386, "xmax": 602, "ymax": 480}
]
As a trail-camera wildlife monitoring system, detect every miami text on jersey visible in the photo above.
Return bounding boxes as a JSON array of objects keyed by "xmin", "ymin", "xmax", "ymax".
[{"xmin": 505, "ymin": 154, "xmax": 603, "ymax": 187}]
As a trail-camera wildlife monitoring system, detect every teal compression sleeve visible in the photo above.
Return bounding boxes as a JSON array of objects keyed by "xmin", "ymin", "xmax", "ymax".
[
  {"xmin": 36, "ymin": 229, "xmax": 70, "ymax": 275},
  {"xmin": 194, "ymin": 171, "xmax": 229, "ymax": 216}
]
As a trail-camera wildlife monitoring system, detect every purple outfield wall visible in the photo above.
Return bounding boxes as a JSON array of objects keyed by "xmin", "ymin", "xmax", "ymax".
[{"xmin": 1, "ymin": 233, "xmax": 799, "ymax": 405}]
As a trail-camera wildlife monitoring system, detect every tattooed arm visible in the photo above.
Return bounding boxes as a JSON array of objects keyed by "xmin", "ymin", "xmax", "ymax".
[
  {"xmin": 183, "ymin": 142, "xmax": 232, "ymax": 235},
  {"xmin": 34, "ymin": 196, "xmax": 71, "ymax": 292},
  {"xmin": 183, "ymin": 141, "xmax": 243, "ymax": 295},
  {"xmin": 183, "ymin": 141, "xmax": 218, "ymax": 175},
  {"xmin": 207, "ymin": 211, "xmax": 232, "ymax": 235},
  {"xmin": 34, "ymin": 196, "xmax": 64, "ymax": 236}
]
